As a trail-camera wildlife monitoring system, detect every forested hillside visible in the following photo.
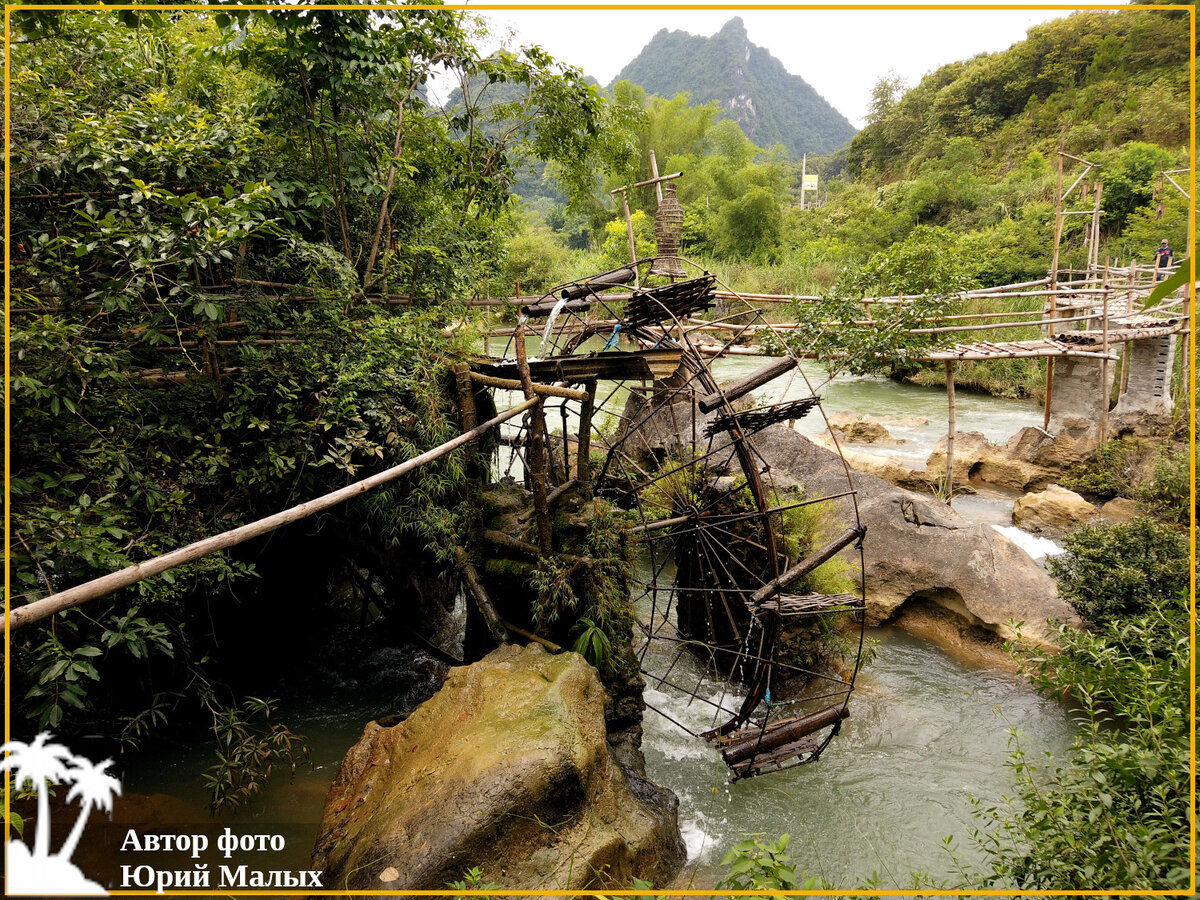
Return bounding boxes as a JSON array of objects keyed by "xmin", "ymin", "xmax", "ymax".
[
  {"xmin": 516, "ymin": 9, "xmax": 1188, "ymax": 300},
  {"xmin": 846, "ymin": 10, "xmax": 1189, "ymax": 180},
  {"xmin": 613, "ymin": 17, "xmax": 857, "ymax": 157}
]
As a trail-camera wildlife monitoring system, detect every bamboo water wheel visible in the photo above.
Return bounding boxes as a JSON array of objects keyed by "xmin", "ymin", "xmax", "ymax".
[{"xmin": 480, "ymin": 259, "xmax": 867, "ymax": 779}]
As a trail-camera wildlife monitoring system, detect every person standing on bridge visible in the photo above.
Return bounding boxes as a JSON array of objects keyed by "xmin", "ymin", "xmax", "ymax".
[{"xmin": 1154, "ymin": 239, "xmax": 1174, "ymax": 281}]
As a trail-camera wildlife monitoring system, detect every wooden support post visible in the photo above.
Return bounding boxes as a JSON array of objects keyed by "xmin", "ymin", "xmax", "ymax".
[
  {"xmin": 454, "ymin": 362, "xmax": 478, "ymax": 467},
  {"xmin": 455, "ymin": 546, "xmax": 509, "ymax": 645},
  {"xmin": 618, "ymin": 188, "xmax": 639, "ymax": 287},
  {"xmin": 1089, "ymin": 182, "xmax": 1104, "ymax": 277},
  {"xmin": 945, "ymin": 360, "xmax": 956, "ymax": 502},
  {"xmin": 1044, "ymin": 356, "xmax": 1058, "ymax": 430},
  {"xmin": 515, "ymin": 323, "xmax": 554, "ymax": 556},
  {"xmin": 577, "ymin": 378, "xmax": 596, "ymax": 488},
  {"xmin": 649, "ymin": 150, "xmax": 663, "ymax": 204},
  {"xmin": 1045, "ymin": 149, "xmax": 1066, "ymax": 432},
  {"xmin": 1099, "ymin": 259, "xmax": 1111, "ymax": 445}
]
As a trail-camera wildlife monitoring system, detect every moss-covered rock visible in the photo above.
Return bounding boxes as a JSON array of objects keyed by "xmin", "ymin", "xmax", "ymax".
[{"xmin": 310, "ymin": 643, "xmax": 685, "ymax": 890}]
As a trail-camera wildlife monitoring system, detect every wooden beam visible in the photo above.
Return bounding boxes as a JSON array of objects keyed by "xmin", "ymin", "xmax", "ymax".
[
  {"xmin": 945, "ymin": 361, "xmax": 956, "ymax": 502},
  {"xmin": 467, "ymin": 372, "xmax": 590, "ymax": 402},
  {"xmin": 515, "ymin": 324, "xmax": 553, "ymax": 557},
  {"xmin": 749, "ymin": 525, "xmax": 866, "ymax": 604},
  {"xmin": 720, "ymin": 705, "xmax": 849, "ymax": 764},
  {"xmin": 697, "ymin": 356, "xmax": 798, "ymax": 414},
  {"xmin": 455, "ymin": 547, "xmax": 509, "ymax": 645},
  {"xmin": 8, "ymin": 395, "xmax": 541, "ymax": 630}
]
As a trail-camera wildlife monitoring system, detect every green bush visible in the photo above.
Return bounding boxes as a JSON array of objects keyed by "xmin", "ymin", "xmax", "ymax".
[
  {"xmin": 496, "ymin": 228, "xmax": 570, "ymax": 296},
  {"xmin": 718, "ymin": 834, "xmax": 825, "ymax": 892},
  {"xmin": 1062, "ymin": 439, "xmax": 1153, "ymax": 501},
  {"xmin": 970, "ymin": 594, "xmax": 1190, "ymax": 890},
  {"xmin": 1047, "ymin": 518, "xmax": 1188, "ymax": 627},
  {"xmin": 1136, "ymin": 448, "xmax": 1191, "ymax": 525}
]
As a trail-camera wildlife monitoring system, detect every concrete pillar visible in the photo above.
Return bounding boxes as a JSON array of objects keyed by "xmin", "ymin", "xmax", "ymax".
[
  {"xmin": 1113, "ymin": 334, "xmax": 1176, "ymax": 418},
  {"xmin": 1048, "ymin": 355, "xmax": 1117, "ymax": 447}
]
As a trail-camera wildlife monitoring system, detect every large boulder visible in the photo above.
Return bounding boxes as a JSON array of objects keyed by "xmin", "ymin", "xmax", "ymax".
[
  {"xmin": 925, "ymin": 431, "xmax": 1048, "ymax": 491},
  {"xmin": 999, "ymin": 425, "xmax": 1095, "ymax": 474},
  {"xmin": 827, "ymin": 411, "xmax": 895, "ymax": 444},
  {"xmin": 832, "ymin": 443, "xmax": 931, "ymax": 492},
  {"xmin": 1012, "ymin": 485, "xmax": 1097, "ymax": 535},
  {"xmin": 311, "ymin": 644, "xmax": 685, "ymax": 891},
  {"xmin": 754, "ymin": 426, "xmax": 1078, "ymax": 647},
  {"xmin": 1099, "ymin": 496, "xmax": 1144, "ymax": 523}
]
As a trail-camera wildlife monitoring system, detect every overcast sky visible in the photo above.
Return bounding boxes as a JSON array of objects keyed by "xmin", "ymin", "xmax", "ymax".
[{"xmin": 431, "ymin": 5, "xmax": 1082, "ymax": 129}]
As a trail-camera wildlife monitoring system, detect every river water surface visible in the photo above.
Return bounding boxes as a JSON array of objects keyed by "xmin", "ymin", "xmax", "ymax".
[
  {"xmin": 639, "ymin": 626, "xmax": 1075, "ymax": 888},
  {"xmin": 74, "ymin": 362, "xmax": 1072, "ymax": 889}
]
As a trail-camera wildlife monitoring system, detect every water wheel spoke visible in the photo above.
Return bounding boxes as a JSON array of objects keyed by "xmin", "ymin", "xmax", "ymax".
[{"xmin": 521, "ymin": 265, "xmax": 865, "ymax": 779}]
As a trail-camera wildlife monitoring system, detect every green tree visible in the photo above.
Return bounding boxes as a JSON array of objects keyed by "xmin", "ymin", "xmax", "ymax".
[
  {"xmin": 718, "ymin": 186, "xmax": 783, "ymax": 259},
  {"xmin": 8, "ymin": 8, "xmax": 634, "ymax": 762}
]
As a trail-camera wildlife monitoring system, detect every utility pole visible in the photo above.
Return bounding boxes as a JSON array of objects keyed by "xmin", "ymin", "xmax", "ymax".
[{"xmin": 800, "ymin": 154, "xmax": 807, "ymax": 211}]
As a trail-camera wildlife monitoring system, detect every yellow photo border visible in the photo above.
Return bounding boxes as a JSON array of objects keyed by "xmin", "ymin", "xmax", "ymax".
[{"xmin": 3, "ymin": 2, "xmax": 1195, "ymax": 895}]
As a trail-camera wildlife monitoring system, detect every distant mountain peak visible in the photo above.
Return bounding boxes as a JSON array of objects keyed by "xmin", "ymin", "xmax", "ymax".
[
  {"xmin": 612, "ymin": 18, "xmax": 856, "ymax": 156},
  {"xmin": 719, "ymin": 16, "xmax": 747, "ymax": 36}
]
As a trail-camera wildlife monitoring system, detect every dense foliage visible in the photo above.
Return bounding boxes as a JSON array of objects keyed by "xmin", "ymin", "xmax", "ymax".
[
  {"xmin": 846, "ymin": 11, "xmax": 1189, "ymax": 181},
  {"xmin": 9, "ymin": 8, "xmax": 633, "ymax": 754},
  {"xmin": 969, "ymin": 588, "xmax": 1190, "ymax": 890},
  {"xmin": 1047, "ymin": 518, "xmax": 1189, "ymax": 627}
]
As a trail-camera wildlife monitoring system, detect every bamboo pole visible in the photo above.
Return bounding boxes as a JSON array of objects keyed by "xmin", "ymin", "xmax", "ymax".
[
  {"xmin": 499, "ymin": 620, "xmax": 562, "ymax": 653},
  {"xmin": 749, "ymin": 525, "xmax": 865, "ymax": 604},
  {"xmin": 1045, "ymin": 149, "xmax": 1066, "ymax": 432},
  {"xmin": 8, "ymin": 395, "xmax": 540, "ymax": 630},
  {"xmin": 515, "ymin": 323, "xmax": 554, "ymax": 556},
  {"xmin": 1089, "ymin": 182, "xmax": 1104, "ymax": 277},
  {"xmin": 616, "ymin": 187, "xmax": 639, "ymax": 286},
  {"xmin": 1099, "ymin": 260, "xmax": 1111, "ymax": 445},
  {"xmin": 577, "ymin": 378, "xmax": 596, "ymax": 489},
  {"xmin": 454, "ymin": 363, "xmax": 480, "ymax": 484},
  {"xmin": 467, "ymin": 371, "xmax": 589, "ymax": 401},
  {"xmin": 945, "ymin": 361, "xmax": 956, "ymax": 502}
]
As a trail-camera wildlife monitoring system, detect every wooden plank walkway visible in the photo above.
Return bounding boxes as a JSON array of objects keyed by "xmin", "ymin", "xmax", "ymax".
[{"xmin": 924, "ymin": 338, "xmax": 1120, "ymax": 362}]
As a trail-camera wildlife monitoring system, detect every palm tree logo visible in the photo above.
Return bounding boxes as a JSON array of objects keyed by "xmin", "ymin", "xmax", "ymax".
[{"xmin": 2, "ymin": 732, "xmax": 119, "ymax": 896}]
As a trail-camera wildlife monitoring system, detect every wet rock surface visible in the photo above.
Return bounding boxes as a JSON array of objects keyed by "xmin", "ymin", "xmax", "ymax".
[
  {"xmin": 754, "ymin": 426, "xmax": 1078, "ymax": 647},
  {"xmin": 1012, "ymin": 484, "xmax": 1097, "ymax": 535},
  {"xmin": 311, "ymin": 644, "xmax": 685, "ymax": 891},
  {"xmin": 826, "ymin": 411, "xmax": 897, "ymax": 444}
]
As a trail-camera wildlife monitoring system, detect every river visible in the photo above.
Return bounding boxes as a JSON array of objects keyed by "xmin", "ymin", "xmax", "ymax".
[
  {"xmin": 639, "ymin": 625, "xmax": 1075, "ymax": 888},
  {"xmin": 69, "ymin": 360, "xmax": 1073, "ymax": 890}
]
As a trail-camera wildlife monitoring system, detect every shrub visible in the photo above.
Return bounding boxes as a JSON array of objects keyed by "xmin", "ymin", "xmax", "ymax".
[
  {"xmin": 718, "ymin": 834, "xmax": 826, "ymax": 892},
  {"xmin": 1062, "ymin": 438, "xmax": 1153, "ymax": 501},
  {"xmin": 1047, "ymin": 517, "xmax": 1188, "ymax": 627},
  {"xmin": 1136, "ymin": 448, "xmax": 1191, "ymax": 526},
  {"xmin": 971, "ymin": 594, "xmax": 1190, "ymax": 890}
]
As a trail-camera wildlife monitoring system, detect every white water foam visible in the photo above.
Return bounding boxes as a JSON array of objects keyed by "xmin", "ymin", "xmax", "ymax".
[{"xmin": 990, "ymin": 524, "xmax": 1066, "ymax": 561}]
